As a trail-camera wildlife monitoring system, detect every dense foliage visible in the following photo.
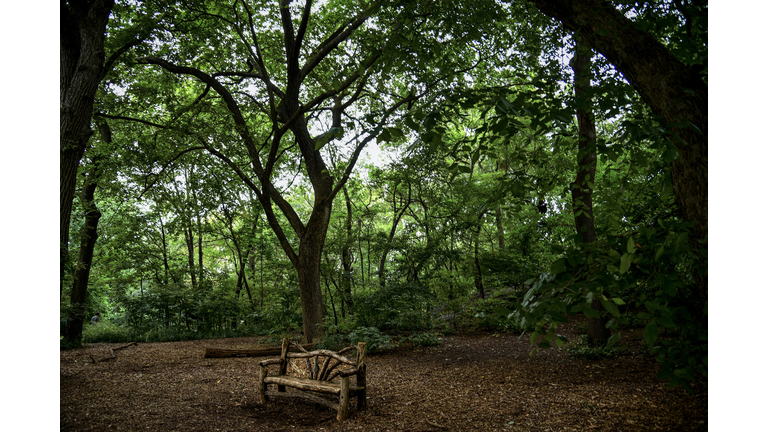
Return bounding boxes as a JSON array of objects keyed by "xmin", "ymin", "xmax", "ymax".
[{"xmin": 61, "ymin": 0, "xmax": 707, "ymax": 391}]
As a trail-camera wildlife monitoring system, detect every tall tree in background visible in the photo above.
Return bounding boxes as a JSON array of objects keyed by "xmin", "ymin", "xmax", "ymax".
[
  {"xmin": 570, "ymin": 37, "xmax": 610, "ymax": 345},
  {"xmin": 532, "ymin": 0, "xmax": 708, "ymax": 308},
  {"xmin": 133, "ymin": 0, "xmax": 409, "ymax": 342},
  {"xmin": 124, "ymin": 0, "xmax": 503, "ymax": 341},
  {"xmin": 60, "ymin": 0, "xmax": 115, "ymax": 297}
]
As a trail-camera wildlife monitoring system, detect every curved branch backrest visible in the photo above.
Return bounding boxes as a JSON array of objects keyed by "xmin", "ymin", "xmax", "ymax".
[{"xmin": 279, "ymin": 339, "xmax": 363, "ymax": 381}]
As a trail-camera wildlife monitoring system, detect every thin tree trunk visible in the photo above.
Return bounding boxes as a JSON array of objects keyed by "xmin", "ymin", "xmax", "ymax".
[
  {"xmin": 191, "ymin": 172, "xmax": 205, "ymax": 284},
  {"xmin": 472, "ymin": 228, "xmax": 485, "ymax": 299},
  {"xmin": 341, "ymin": 187, "xmax": 354, "ymax": 314},
  {"xmin": 358, "ymin": 219, "xmax": 365, "ymax": 285},
  {"xmin": 63, "ymin": 164, "xmax": 102, "ymax": 344},
  {"xmin": 159, "ymin": 214, "xmax": 170, "ymax": 284},
  {"xmin": 184, "ymin": 225, "xmax": 197, "ymax": 289},
  {"xmin": 495, "ymin": 205, "xmax": 505, "ymax": 252},
  {"xmin": 378, "ymin": 186, "xmax": 411, "ymax": 289},
  {"xmin": 571, "ymin": 36, "xmax": 610, "ymax": 345}
]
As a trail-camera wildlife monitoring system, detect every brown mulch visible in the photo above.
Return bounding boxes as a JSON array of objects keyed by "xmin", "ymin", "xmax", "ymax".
[{"xmin": 60, "ymin": 325, "xmax": 707, "ymax": 431}]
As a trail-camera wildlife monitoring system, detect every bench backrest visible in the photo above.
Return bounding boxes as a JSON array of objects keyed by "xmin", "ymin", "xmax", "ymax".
[{"xmin": 278, "ymin": 338, "xmax": 366, "ymax": 382}]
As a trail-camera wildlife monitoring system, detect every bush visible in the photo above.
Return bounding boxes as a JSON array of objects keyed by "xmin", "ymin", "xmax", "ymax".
[
  {"xmin": 316, "ymin": 333, "xmax": 350, "ymax": 351},
  {"xmin": 468, "ymin": 296, "xmax": 529, "ymax": 333},
  {"xmin": 257, "ymin": 332, "xmax": 302, "ymax": 347},
  {"xmin": 566, "ymin": 335, "xmax": 631, "ymax": 360},
  {"xmin": 353, "ymin": 281, "xmax": 434, "ymax": 332},
  {"xmin": 348, "ymin": 327, "xmax": 393, "ymax": 353},
  {"xmin": 82, "ymin": 321, "xmax": 137, "ymax": 344},
  {"xmin": 407, "ymin": 331, "xmax": 443, "ymax": 347}
]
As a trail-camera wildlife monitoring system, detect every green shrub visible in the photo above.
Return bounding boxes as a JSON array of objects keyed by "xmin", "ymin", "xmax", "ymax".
[
  {"xmin": 258, "ymin": 332, "xmax": 301, "ymax": 347},
  {"xmin": 470, "ymin": 297, "xmax": 530, "ymax": 333},
  {"xmin": 82, "ymin": 321, "xmax": 137, "ymax": 344},
  {"xmin": 440, "ymin": 327, "xmax": 457, "ymax": 336},
  {"xmin": 353, "ymin": 281, "xmax": 435, "ymax": 332},
  {"xmin": 407, "ymin": 331, "xmax": 443, "ymax": 347},
  {"xmin": 316, "ymin": 333, "xmax": 350, "ymax": 351},
  {"xmin": 566, "ymin": 335, "xmax": 631, "ymax": 360},
  {"xmin": 348, "ymin": 327, "xmax": 393, "ymax": 353}
]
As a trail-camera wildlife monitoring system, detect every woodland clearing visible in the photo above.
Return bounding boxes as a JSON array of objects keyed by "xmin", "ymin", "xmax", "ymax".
[{"xmin": 60, "ymin": 324, "xmax": 706, "ymax": 431}]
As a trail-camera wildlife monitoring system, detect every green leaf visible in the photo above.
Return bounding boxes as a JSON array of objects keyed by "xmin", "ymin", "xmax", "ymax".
[
  {"xmin": 627, "ymin": 236, "xmax": 635, "ymax": 254},
  {"xmin": 403, "ymin": 116, "xmax": 420, "ymax": 132},
  {"xmin": 537, "ymin": 341, "xmax": 552, "ymax": 349},
  {"xmin": 619, "ymin": 253, "xmax": 632, "ymax": 273},
  {"xmin": 600, "ymin": 298, "xmax": 620, "ymax": 318},
  {"xmin": 606, "ymin": 332, "xmax": 621, "ymax": 348},
  {"xmin": 314, "ymin": 135, "xmax": 330, "ymax": 151},
  {"xmin": 611, "ymin": 297, "xmax": 626, "ymax": 306},
  {"xmin": 583, "ymin": 307, "xmax": 600, "ymax": 318},
  {"xmin": 550, "ymin": 310, "xmax": 568, "ymax": 323},
  {"xmin": 654, "ymin": 245, "xmax": 665, "ymax": 261},
  {"xmin": 644, "ymin": 321, "xmax": 658, "ymax": 346},
  {"xmin": 550, "ymin": 258, "xmax": 567, "ymax": 275},
  {"xmin": 522, "ymin": 287, "xmax": 535, "ymax": 304},
  {"xmin": 388, "ymin": 127, "xmax": 404, "ymax": 139},
  {"xmin": 644, "ymin": 301, "xmax": 659, "ymax": 312},
  {"xmin": 378, "ymin": 129, "xmax": 391, "ymax": 142}
]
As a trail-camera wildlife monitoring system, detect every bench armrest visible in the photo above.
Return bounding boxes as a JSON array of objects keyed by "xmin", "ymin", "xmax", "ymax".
[
  {"xmin": 339, "ymin": 367, "xmax": 358, "ymax": 377},
  {"xmin": 259, "ymin": 358, "xmax": 283, "ymax": 367}
]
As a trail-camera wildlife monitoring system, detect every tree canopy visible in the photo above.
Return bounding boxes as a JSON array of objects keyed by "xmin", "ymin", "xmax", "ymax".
[{"xmin": 59, "ymin": 0, "xmax": 707, "ymax": 391}]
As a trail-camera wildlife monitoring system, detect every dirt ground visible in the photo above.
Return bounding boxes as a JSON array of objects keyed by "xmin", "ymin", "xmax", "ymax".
[{"xmin": 60, "ymin": 324, "xmax": 707, "ymax": 431}]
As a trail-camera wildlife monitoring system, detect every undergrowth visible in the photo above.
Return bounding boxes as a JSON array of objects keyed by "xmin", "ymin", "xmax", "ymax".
[{"xmin": 567, "ymin": 335, "xmax": 631, "ymax": 360}]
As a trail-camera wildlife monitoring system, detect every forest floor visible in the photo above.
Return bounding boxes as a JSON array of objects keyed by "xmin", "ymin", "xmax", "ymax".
[{"xmin": 60, "ymin": 322, "xmax": 707, "ymax": 431}]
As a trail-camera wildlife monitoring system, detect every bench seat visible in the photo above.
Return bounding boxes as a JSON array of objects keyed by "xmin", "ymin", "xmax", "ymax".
[{"xmin": 263, "ymin": 375, "xmax": 364, "ymax": 394}]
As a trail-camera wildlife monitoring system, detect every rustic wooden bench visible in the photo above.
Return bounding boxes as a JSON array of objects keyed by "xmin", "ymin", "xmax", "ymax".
[{"xmin": 258, "ymin": 338, "xmax": 367, "ymax": 420}]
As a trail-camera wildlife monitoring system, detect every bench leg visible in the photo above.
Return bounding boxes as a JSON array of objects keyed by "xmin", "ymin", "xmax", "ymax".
[
  {"xmin": 337, "ymin": 376, "xmax": 350, "ymax": 420},
  {"xmin": 357, "ymin": 366, "xmax": 367, "ymax": 411},
  {"xmin": 259, "ymin": 365, "xmax": 268, "ymax": 403}
]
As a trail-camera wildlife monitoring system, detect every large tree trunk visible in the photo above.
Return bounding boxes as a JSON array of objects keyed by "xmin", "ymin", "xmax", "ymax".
[
  {"xmin": 60, "ymin": 0, "xmax": 115, "ymax": 298},
  {"xmin": 532, "ymin": 0, "xmax": 708, "ymax": 308},
  {"xmin": 571, "ymin": 37, "xmax": 611, "ymax": 345},
  {"xmin": 63, "ymin": 167, "xmax": 102, "ymax": 344},
  {"xmin": 296, "ymin": 207, "xmax": 332, "ymax": 343}
]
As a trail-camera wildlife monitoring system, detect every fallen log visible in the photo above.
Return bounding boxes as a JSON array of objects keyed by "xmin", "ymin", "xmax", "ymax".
[
  {"xmin": 89, "ymin": 348, "xmax": 116, "ymax": 363},
  {"xmin": 113, "ymin": 342, "xmax": 138, "ymax": 351},
  {"xmin": 203, "ymin": 344, "xmax": 317, "ymax": 358}
]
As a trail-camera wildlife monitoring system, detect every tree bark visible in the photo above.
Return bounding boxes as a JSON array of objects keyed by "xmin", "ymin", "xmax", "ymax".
[
  {"xmin": 60, "ymin": 0, "xmax": 114, "ymax": 298},
  {"xmin": 571, "ymin": 36, "xmax": 611, "ymax": 346},
  {"xmin": 472, "ymin": 227, "xmax": 485, "ymax": 299},
  {"xmin": 495, "ymin": 205, "xmax": 505, "ymax": 252},
  {"xmin": 63, "ymin": 163, "xmax": 103, "ymax": 344},
  {"xmin": 158, "ymin": 214, "xmax": 171, "ymax": 285},
  {"xmin": 378, "ymin": 184, "xmax": 411, "ymax": 289},
  {"xmin": 340, "ymin": 187, "xmax": 355, "ymax": 315},
  {"xmin": 531, "ymin": 0, "xmax": 708, "ymax": 307},
  {"xmin": 296, "ymin": 208, "xmax": 331, "ymax": 343}
]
